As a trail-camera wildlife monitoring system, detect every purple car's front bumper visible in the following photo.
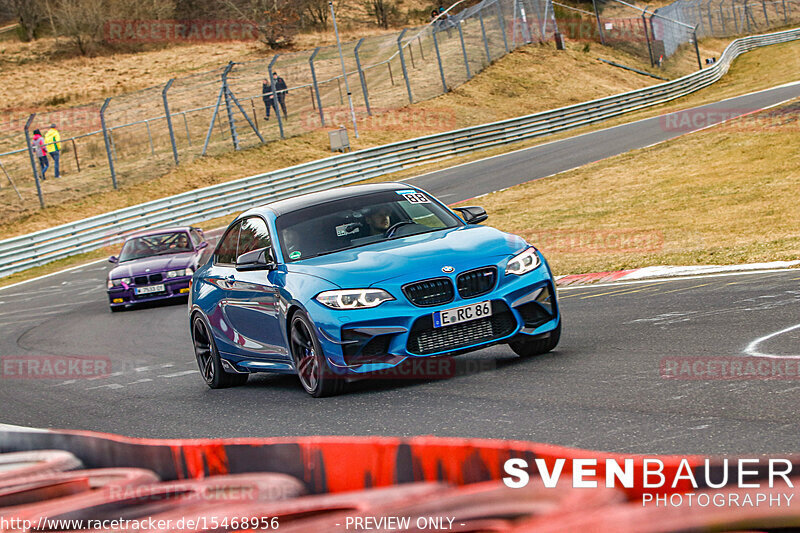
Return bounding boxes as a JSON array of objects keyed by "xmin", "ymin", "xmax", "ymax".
[{"xmin": 107, "ymin": 277, "xmax": 192, "ymax": 307}]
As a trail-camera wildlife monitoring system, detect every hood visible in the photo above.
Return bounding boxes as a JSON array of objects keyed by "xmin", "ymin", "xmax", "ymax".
[
  {"xmin": 286, "ymin": 225, "xmax": 527, "ymax": 287},
  {"xmin": 110, "ymin": 252, "xmax": 195, "ymax": 279}
]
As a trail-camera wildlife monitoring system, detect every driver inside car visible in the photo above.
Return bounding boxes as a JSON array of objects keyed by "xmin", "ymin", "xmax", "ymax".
[{"xmin": 365, "ymin": 205, "xmax": 392, "ymax": 235}]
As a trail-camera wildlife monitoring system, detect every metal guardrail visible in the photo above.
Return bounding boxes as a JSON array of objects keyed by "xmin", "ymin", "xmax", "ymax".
[{"xmin": 0, "ymin": 28, "xmax": 797, "ymax": 279}]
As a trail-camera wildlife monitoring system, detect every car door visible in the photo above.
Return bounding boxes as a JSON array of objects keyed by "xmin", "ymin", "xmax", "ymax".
[
  {"xmin": 202, "ymin": 220, "xmax": 242, "ymax": 356},
  {"xmin": 224, "ymin": 217, "xmax": 287, "ymax": 360}
]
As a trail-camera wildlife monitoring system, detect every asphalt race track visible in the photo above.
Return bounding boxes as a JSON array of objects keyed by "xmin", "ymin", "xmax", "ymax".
[{"xmin": 1, "ymin": 82, "xmax": 799, "ymax": 454}]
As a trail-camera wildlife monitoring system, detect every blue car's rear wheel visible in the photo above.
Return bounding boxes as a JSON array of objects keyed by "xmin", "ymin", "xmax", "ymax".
[
  {"xmin": 192, "ymin": 315, "xmax": 248, "ymax": 389},
  {"xmin": 290, "ymin": 312, "xmax": 343, "ymax": 398}
]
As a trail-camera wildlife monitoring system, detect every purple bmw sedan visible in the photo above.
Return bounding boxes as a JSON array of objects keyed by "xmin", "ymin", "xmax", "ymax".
[{"xmin": 106, "ymin": 227, "xmax": 209, "ymax": 312}]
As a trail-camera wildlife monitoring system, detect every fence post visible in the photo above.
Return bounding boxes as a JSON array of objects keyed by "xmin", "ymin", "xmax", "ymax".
[
  {"xmin": 719, "ymin": 1, "xmax": 726, "ymax": 32},
  {"xmin": 182, "ymin": 112, "xmax": 192, "ymax": 145},
  {"xmin": 221, "ymin": 62, "xmax": 239, "ymax": 150},
  {"xmin": 397, "ymin": 29, "xmax": 413, "ymax": 103},
  {"xmin": 732, "ymin": 0, "xmax": 739, "ymax": 32},
  {"xmin": 496, "ymin": 0, "xmax": 510, "ymax": 53},
  {"xmin": 354, "ymin": 38, "xmax": 371, "ymax": 116},
  {"xmin": 643, "ymin": 11, "xmax": 655, "ymax": 66},
  {"xmin": 162, "ymin": 78, "xmax": 179, "ymax": 165},
  {"xmin": 693, "ymin": 27, "xmax": 702, "ymax": 69},
  {"xmin": 24, "ymin": 114, "xmax": 45, "ymax": 208},
  {"xmin": 144, "ymin": 120, "xmax": 155, "ymax": 155},
  {"xmin": 70, "ymin": 138, "xmax": 80, "ymax": 172},
  {"xmin": 478, "ymin": 7, "xmax": 492, "ymax": 63},
  {"xmin": 202, "ymin": 84, "xmax": 225, "ymax": 156},
  {"xmin": 761, "ymin": 0, "xmax": 770, "ymax": 24},
  {"xmin": 457, "ymin": 20, "xmax": 472, "ymax": 79},
  {"xmin": 432, "ymin": 27, "xmax": 448, "ymax": 93},
  {"xmin": 706, "ymin": 0, "xmax": 714, "ymax": 34},
  {"xmin": 99, "ymin": 99, "xmax": 118, "ymax": 190},
  {"xmin": 781, "ymin": 0, "xmax": 788, "ymax": 23},
  {"xmin": 268, "ymin": 56, "xmax": 285, "ymax": 140},
  {"xmin": 309, "ymin": 47, "xmax": 326, "ymax": 127}
]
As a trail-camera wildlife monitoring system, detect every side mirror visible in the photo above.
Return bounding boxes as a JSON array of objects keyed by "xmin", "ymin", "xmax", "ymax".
[
  {"xmin": 454, "ymin": 206, "xmax": 488, "ymax": 225},
  {"xmin": 196, "ymin": 241, "xmax": 209, "ymax": 250},
  {"xmin": 108, "ymin": 256, "xmax": 118, "ymax": 264},
  {"xmin": 235, "ymin": 247, "xmax": 276, "ymax": 271}
]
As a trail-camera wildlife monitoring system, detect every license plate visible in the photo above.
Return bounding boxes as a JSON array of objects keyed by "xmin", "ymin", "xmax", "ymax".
[
  {"xmin": 135, "ymin": 284, "xmax": 165, "ymax": 295},
  {"xmin": 433, "ymin": 300, "xmax": 492, "ymax": 328}
]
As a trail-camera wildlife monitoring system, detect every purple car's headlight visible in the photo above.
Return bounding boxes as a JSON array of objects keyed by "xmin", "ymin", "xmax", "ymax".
[
  {"xmin": 108, "ymin": 276, "xmax": 131, "ymax": 289},
  {"xmin": 167, "ymin": 267, "xmax": 193, "ymax": 279},
  {"xmin": 315, "ymin": 289, "xmax": 394, "ymax": 309}
]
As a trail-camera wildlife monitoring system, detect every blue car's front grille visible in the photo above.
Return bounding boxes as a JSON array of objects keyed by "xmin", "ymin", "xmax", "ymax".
[
  {"xmin": 456, "ymin": 267, "xmax": 497, "ymax": 299},
  {"xmin": 402, "ymin": 278, "xmax": 455, "ymax": 307},
  {"xmin": 407, "ymin": 301, "xmax": 517, "ymax": 355}
]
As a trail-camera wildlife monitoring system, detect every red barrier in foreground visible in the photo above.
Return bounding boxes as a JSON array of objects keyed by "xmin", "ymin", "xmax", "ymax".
[{"xmin": 1, "ymin": 427, "xmax": 799, "ymax": 531}]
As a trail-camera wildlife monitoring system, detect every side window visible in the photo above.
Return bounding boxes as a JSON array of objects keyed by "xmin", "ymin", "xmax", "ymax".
[
  {"xmin": 237, "ymin": 217, "xmax": 272, "ymax": 259},
  {"xmin": 215, "ymin": 221, "xmax": 242, "ymax": 265},
  {"xmin": 189, "ymin": 229, "xmax": 203, "ymax": 246}
]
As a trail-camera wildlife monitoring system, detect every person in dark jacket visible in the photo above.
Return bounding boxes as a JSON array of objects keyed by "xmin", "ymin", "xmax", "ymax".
[
  {"xmin": 272, "ymin": 72, "xmax": 288, "ymax": 120},
  {"xmin": 262, "ymin": 78, "xmax": 277, "ymax": 120}
]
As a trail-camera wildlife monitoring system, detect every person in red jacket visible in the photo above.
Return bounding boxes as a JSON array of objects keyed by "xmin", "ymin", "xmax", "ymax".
[{"xmin": 31, "ymin": 129, "xmax": 49, "ymax": 180}]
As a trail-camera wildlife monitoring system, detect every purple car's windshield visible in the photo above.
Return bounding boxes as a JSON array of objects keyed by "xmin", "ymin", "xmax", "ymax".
[
  {"xmin": 118, "ymin": 232, "xmax": 193, "ymax": 262},
  {"xmin": 275, "ymin": 190, "xmax": 462, "ymax": 262}
]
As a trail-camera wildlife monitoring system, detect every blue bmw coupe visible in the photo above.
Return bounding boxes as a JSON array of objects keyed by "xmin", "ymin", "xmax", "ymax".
[{"xmin": 189, "ymin": 183, "xmax": 561, "ymax": 396}]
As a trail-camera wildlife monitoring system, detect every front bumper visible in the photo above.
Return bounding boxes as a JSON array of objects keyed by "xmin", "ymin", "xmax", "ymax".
[
  {"xmin": 107, "ymin": 277, "xmax": 192, "ymax": 307},
  {"xmin": 310, "ymin": 258, "xmax": 560, "ymax": 375}
]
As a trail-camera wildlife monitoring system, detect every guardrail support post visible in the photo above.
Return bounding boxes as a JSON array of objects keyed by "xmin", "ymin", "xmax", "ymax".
[
  {"xmin": 309, "ymin": 48, "xmax": 326, "ymax": 127},
  {"xmin": 478, "ymin": 8, "xmax": 492, "ymax": 63},
  {"xmin": 24, "ymin": 113, "xmax": 45, "ymax": 208},
  {"xmin": 268, "ymin": 56, "xmax": 285, "ymax": 140},
  {"xmin": 354, "ymin": 39, "xmax": 371, "ymax": 117},
  {"xmin": 100, "ymin": 99, "xmax": 118, "ymax": 190},
  {"xmin": 221, "ymin": 62, "xmax": 239, "ymax": 150},
  {"xmin": 162, "ymin": 78, "xmax": 179, "ymax": 165},
  {"xmin": 457, "ymin": 21, "xmax": 472, "ymax": 79},
  {"xmin": 496, "ymin": 0, "xmax": 510, "ymax": 53},
  {"xmin": 397, "ymin": 29, "xmax": 413, "ymax": 103},
  {"xmin": 432, "ymin": 27, "xmax": 448, "ymax": 92}
]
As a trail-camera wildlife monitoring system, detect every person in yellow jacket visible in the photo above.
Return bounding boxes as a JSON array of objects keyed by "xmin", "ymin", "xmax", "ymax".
[{"xmin": 45, "ymin": 123, "xmax": 61, "ymax": 178}]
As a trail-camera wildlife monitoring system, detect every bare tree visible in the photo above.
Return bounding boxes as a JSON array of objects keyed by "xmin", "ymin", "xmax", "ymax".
[
  {"xmin": 53, "ymin": 0, "xmax": 107, "ymax": 54},
  {"xmin": 363, "ymin": 0, "xmax": 398, "ymax": 29},
  {"xmin": 9, "ymin": 0, "xmax": 46, "ymax": 40},
  {"xmin": 224, "ymin": 0, "xmax": 300, "ymax": 49}
]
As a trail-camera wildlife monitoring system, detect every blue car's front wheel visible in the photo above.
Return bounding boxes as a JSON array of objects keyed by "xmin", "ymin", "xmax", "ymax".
[
  {"xmin": 509, "ymin": 321, "xmax": 561, "ymax": 357},
  {"xmin": 290, "ymin": 311, "xmax": 344, "ymax": 398}
]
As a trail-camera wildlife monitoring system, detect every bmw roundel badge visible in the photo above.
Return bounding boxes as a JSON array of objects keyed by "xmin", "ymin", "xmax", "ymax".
[{"xmin": 442, "ymin": 266, "xmax": 455, "ymax": 273}]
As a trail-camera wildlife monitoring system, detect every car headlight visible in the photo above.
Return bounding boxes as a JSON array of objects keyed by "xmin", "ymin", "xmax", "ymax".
[
  {"xmin": 109, "ymin": 277, "xmax": 131, "ymax": 288},
  {"xmin": 167, "ymin": 268, "xmax": 193, "ymax": 278},
  {"xmin": 505, "ymin": 247, "xmax": 541, "ymax": 275},
  {"xmin": 315, "ymin": 289, "xmax": 394, "ymax": 309}
]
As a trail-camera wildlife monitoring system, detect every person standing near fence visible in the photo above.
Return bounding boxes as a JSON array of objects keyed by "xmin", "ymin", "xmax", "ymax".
[
  {"xmin": 45, "ymin": 123, "xmax": 61, "ymax": 178},
  {"xmin": 262, "ymin": 78, "xmax": 277, "ymax": 120},
  {"xmin": 31, "ymin": 129, "xmax": 49, "ymax": 180},
  {"xmin": 273, "ymin": 72, "xmax": 288, "ymax": 120}
]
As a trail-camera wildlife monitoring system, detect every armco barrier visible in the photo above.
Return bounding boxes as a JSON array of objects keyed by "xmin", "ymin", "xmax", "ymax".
[
  {"xmin": 3, "ymin": 428, "xmax": 800, "ymax": 531},
  {"xmin": 0, "ymin": 27, "xmax": 798, "ymax": 279}
]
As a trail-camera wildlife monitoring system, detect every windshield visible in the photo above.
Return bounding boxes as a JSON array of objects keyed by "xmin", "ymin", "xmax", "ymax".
[
  {"xmin": 118, "ymin": 232, "xmax": 193, "ymax": 262},
  {"xmin": 275, "ymin": 190, "xmax": 463, "ymax": 262}
]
